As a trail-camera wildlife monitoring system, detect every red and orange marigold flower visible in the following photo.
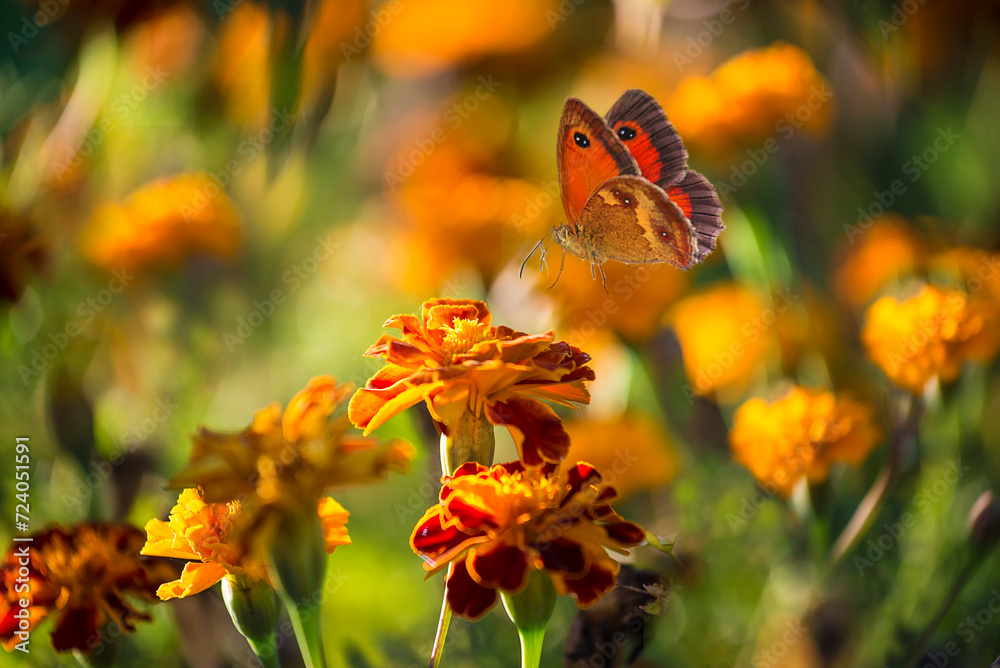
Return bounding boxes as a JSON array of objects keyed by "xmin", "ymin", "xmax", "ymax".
[
  {"xmin": 349, "ymin": 299, "xmax": 595, "ymax": 466},
  {"xmin": 410, "ymin": 461, "xmax": 646, "ymax": 620},
  {"xmin": 0, "ymin": 522, "xmax": 177, "ymax": 653},
  {"xmin": 729, "ymin": 386, "xmax": 881, "ymax": 497}
]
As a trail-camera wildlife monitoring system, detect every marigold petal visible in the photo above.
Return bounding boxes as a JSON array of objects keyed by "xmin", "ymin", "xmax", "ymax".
[
  {"xmin": 537, "ymin": 538, "xmax": 586, "ymax": 576},
  {"xmin": 50, "ymin": 605, "xmax": 99, "ymax": 652},
  {"xmin": 447, "ymin": 558, "xmax": 499, "ymax": 620},
  {"xmin": 156, "ymin": 561, "xmax": 229, "ymax": 600},
  {"xmin": 603, "ymin": 520, "xmax": 647, "ymax": 547},
  {"xmin": 486, "ymin": 395, "xmax": 570, "ymax": 466},
  {"xmin": 468, "ymin": 543, "xmax": 529, "ymax": 590},
  {"xmin": 553, "ymin": 559, "xmax": 618, "ymax": 608}
]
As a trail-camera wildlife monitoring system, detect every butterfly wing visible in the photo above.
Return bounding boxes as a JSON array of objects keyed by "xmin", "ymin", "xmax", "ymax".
[
  {"xmin": 605, "ymin": 89, "xmax": 688, "ymax": 188},
  {"xmin": 579, "ymin": 175, "xmax": 696, "ymax": 269},
  {"xmin": 606, "ymin": 89, "xmax": 724, "ymax": 264},
  {"xmin": 557, "ymin": 97, "xmax": 639, "ymax": 226}
]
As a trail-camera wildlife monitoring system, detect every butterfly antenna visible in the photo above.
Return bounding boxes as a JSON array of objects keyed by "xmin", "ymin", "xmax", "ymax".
[
  {"xmin": 548, "ymin": 247, "xmax": 567, "ymax": 289},
  {"xmin": 519, "ymin": 232, "xmax": 552, "ymax": 279}
]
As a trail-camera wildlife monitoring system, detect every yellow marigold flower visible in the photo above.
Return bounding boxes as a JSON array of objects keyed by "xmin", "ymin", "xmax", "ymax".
[
  {"xmin": 169, "ymin": 376, "xmax": 413, "ymax": 548},
  {"xmin": 410, "ymin": 461, "xmax": 646, "ymax": 620},
  {"xmin": 141, "ymin": 488, "xmax": 350, "ymax": 600},
  {"xmin": 0, "ymin": 522, "xmax": 177, "ymax": 653},
  {"xmin": 729, "ymin": 387, "xmax": 881, "ymax": 497},
  {"xmin": 563, "ymin": 413, "xmax": 679, "ymax": 497},
  {"xmin": 835, "ymin": 214, "xmax": 925, "ymax": 307},
  {"xmin": 667, "ymin": 42, "xmax": 832, "ymax": 157},
  {"xmin": 666, "ymin": 283, "xmax": 781, "ymax": 399},
  {"xmin": 348, "ymin": 299, "xmax": 595, "ymax": 466},
  {"xmin": 371, "ymin": 0, "xmax": 557, "ymax": 78},
  {"xmin": 862, "ymin": 285, "xmax": 1000, "ymax": 393},
  {"xmin": 79, "ymin": 173, "xmax": 240, "ymax": 272}
]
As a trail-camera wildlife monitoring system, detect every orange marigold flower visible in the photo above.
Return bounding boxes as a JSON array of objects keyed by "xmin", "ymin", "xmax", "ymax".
[
  {"xmin": 862, "ymin": 285, "xmax": 1000, "ymax": 393},
  {"xmin": 410, "ymin": 461, "xmax": 646, "ymax": 620},
  {"xmin": 169, "ymin": 376, "xmax": 413, "ymax": 550},
  {"xmin": 79, "ymin": 173, "xmax": 241, "ymax": 272},
  {"xmin": 0, "ymin": 522, "xmax": 177, "ymax": 653},
  {"xmin": 349, "ymin": 299, "xmax": 595, "ymax": 466},
  {"xmin": 930, "ymin": 247, "xmax": 1000, "ymax": 308},
  {"xmin": 667, "ymin": 42, "xmax": 832, "ymax": 157},
  {"xmin": 835, "ymin": 215, "xmax": 925, "ymax": 307},
  {"xmin": 141, "ymin": 488, "xmax": 350, "ymax": 600},
  {"xmin": 729, "ymin": 387, "xmax": 881, "ymax": 497}
]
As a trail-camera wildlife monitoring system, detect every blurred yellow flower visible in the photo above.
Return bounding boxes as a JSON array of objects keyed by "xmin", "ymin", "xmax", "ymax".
[
  {"xmin": 563, "ymin": 413, "xmax": 679, "ymax": 497},
  {"xmin": 667, "ymin": 42, "xmax": 832, "ymax": 157},
  {"xmin": 169, "ymin": 376, "xmax": 413, "ymax": 551},
  {"xmin": 371, "ymin": 0, "xmax": 557, "ymax": 77},
  {"xmin": 862, "ymin": 285, "xmax": 1000, "ymax": 393},
  {"xmin": 667, "ymin": 283, "xmax": 787, "ymax": 399},
  {"xmin": 141, "ymin": 488, "xmax": 351, "ymax": 600},
  {"xmin": 930, "ymin": 247, "xmax": 1000, "ymax": 308},
  {"xmin": 349, "ymin": 298, "xmax": 594, "ymax": 466},
  {"xmin": 729, "ymin": 387, "xmax": 881, "ymax": 497},
  {"xmin": 835, "ymin": 215, "xmax": 925, "ymax": 307},
  {"xmin": 0, "ymin": 522, "xmax": 176, "ymax": 653},
  {"xmin": 79, "ymin": 173, "xmax": 240, "ymax": 272},
  {"xmin": 546, "ymin": 261, "xmax": 688, "ymax": 343}
]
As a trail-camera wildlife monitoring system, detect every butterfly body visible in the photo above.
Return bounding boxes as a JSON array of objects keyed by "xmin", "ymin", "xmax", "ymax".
[{"xmin": 532, "ymin": 89, "xmax": 724, "ymax": 284}]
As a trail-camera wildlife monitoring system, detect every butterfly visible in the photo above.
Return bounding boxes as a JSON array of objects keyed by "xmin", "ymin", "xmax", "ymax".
[{"xmin": 522, "ymin": 89, "xmax": 724, "ymax": 287}]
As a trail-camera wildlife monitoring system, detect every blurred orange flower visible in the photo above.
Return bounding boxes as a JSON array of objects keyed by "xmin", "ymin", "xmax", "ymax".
[
  {"xmin": 667, "ymin": 283, "xmax": 787, "ymax": 400},
  {"xmin": 212, "ymin": 2, "xmax": 273, "ymax": 127},
  {"xmin": 930, "ymin": 247, "xmax": 1000, "ymax": 308},
  {"xmin": 546, "ymin": 261, "xmax": 687, "ymax": 343},
  {"xmin": 141, "ymin": 488, "xmax": 350, "ymax": 600},
  {"xmin": 79, "ymin": 173, "xmax": 240, "ymax": 272},
  {"xmin": 835, "ymin": 215, "xmax": 925, "ymax": 307},
  {"xmin": 349, "ymin": 298, "xmax": 594, "ymax": 466},
  {"xmin": 0, "ymin": 523, "xmax": 176, "ymax": 653},
  {"xmin": 169, "ymin": 376, "xmax": 413, "ymax": 549},
  {"xmin": 862, "ymin": 285, "xmax": 1000, "ymax": 393},
  {"xmin": 371, "ymin": 0, "xmax": 558, "ymax": 77},
  {"xmin": 410, "ymin": 460, "xmax": 646, "ymax": 620},
  {"xmin": 729, "ymin": 387, "xmax": 881, "ymax": 497},
  {"xmin": 125, "ymin": 4, "xmax": 203, "ymax": 77},
  {"xmin": 563, "ymin": 413, "xmax": 679, "ymax": 497},
  {"xmin": 667, "ymin": 42, "xmax": 832, "ymax": 157}
]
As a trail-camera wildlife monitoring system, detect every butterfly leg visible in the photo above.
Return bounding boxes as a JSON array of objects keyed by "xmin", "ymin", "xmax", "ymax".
[
  {"xmin": 519, "ymin": 237, "xmax": 545, "ymax": 278},
  {"xmin": 597, "ymin": 263, "xmax": 610, "ymax": 295},
  {"xmin": 548, "ymin": 247, "xmax": 567, "ymax": 289}
]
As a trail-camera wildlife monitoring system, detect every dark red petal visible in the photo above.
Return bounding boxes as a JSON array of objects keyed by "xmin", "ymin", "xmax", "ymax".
[
  {"xmin": 563, "ymin": 463, "xmax": 601, "ymax": 504},
  {"xmin": 450, "ymin": 461, "xmax": 488, "ymax": 479},
  {"xmin": 537, "ymin": 538, "xmax": 586, "ymax": 576},
  {"xmin": 447, "ymin": 559, "xmax": 499, "ymax": 620},
  {"xmin": 51, "ymin": 606, "xmax": 99, "ymax": 652},
  {"xmin": 563, "ymin": 564, "xmax": 616, "ymax": 607},
  {"xmin": 469, "ymin": 544, "xmax": 529, "ymax": 591},
  {"xmin": 486, "ymin": 396, "xmax": 570, "ymax": 467},
  {"xmin": 445, "ymin": 496, "xmax": 498, "ymax": 531},
  {"xmin": 603, "ymin": 520, "xmax": 646, "ymax": 546},
  {"xmin": 412, "ymin": 512, "xmax": 469, "ymax": 556}
]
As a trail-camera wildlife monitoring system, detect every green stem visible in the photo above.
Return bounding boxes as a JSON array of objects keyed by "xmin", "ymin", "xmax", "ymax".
[
  {"xmin": 429, "ymin": 577, "xmax": 453, "ymax": 668},
  {"xmin": 901, "ymin": 555, "xmax": 981, "ymax": 667},
  {"xmin": 501, "ymin": 571, "xmax": 556, "ymax": 668},
  {"xmin": 515, "ymin": 625, "xmax": 546, "ymax": 668},
  {"xmin": 282, "ymin": 598, "xmax": 324, "ymax": 668}
]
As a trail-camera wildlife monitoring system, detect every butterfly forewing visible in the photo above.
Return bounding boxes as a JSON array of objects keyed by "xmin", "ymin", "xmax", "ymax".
[
  {"xmin": 557, "ymin": 98, "xmax": 639, "ymax": 225},
  {"xmin": 578, "ymin": 175, "xmax": 695, "ymax": 269},
  {"xmin": 605, "ymin": 89, "xmax": 689, "ymax": 189}
]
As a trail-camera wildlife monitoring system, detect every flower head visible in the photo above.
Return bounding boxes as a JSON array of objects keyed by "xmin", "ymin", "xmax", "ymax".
[
  {"xmin": 729, "ymin": 387, "xmax": 881, "ymax": 497},
  {"xmin": 835, "ymin": 215, "xmax": 925, "ymax": 307},
  {"xmin": 862, "ymin": 285, "xmax": 1000, "ymax": 393},
  {"xmin": 0, "ymin": 522, "xmax": 177, "ymax": 653},
  {"xmin": 140, "ymin": 488, "xmax": 350, "ymax": 600},
  {"xmin": 79, "ymin": 173, "xmax": 241, "ymax": 272},
  {"xmin": 349, "ymin": 299, "xmax": 595, "ymax": 466},
  {"xmin": 169, "ymin": 376, "xmax": 413, "ymax": 552},
  {"xmin": 410, "ymin": 461, "xmax": 646, "ymax": 620}
]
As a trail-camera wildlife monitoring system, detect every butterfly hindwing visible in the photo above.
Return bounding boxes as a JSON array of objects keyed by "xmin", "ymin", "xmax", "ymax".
[
  {"xmin": 665, "ymin": 171, "xmax": 724, "ymax": 263},
  {"xmin": 605, "ymin": 89, "xmax": 688, "ymax": 189},
  {"xmin": 578, "ymin": 175, "xmax": 696, "ymax": 269},
  {"xmin": 557, "ymin": 98, "xmax": 639, "ymax": 226}
]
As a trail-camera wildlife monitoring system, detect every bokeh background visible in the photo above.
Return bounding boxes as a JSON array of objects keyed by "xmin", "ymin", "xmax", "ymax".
[{"xmin": 2, "ymin": 0, "xmax": 1000, "ymax": 666}]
